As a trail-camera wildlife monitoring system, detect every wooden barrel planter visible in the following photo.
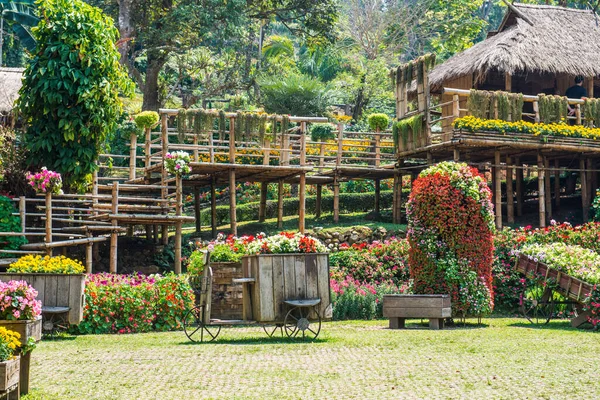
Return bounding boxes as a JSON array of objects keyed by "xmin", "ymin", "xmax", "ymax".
[
  {"xmin": 0, "ymin": 274, "xmax": 85, "ymax": 325},
  {"xmin": 241, "ymin": 253, "xmax": 331, "ymax": 322},
  {"xmin": 210, "ymin": 262, "xmax": 243, "ymax": 320}
]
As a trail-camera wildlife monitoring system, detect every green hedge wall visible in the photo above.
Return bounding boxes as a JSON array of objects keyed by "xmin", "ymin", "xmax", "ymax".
[{"xmin": 199, "ymin": 189, "xmax": 410, "ymax": 226}]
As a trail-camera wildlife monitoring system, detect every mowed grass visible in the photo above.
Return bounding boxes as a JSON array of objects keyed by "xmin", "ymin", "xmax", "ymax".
[{"xmin": 22, "ymin": 318, "xmax": 599, "ymax": 400}]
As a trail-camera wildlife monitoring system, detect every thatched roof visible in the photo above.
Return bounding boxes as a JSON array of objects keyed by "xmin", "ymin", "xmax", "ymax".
[
  {"xmin": 0, "ymin": 68, "xmax": 24, "ymax": 113},
  {"xmin": 427, "ymin": 3, "xmax": 600, "ymax": 92}
]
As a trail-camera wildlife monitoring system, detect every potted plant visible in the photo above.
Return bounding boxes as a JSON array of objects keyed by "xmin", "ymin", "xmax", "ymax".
[
  {"xmin": 243, "ymin": 232, "xmax": 331, "ymax": 322},
  {"xmin": 0, "ymin": 327, "xmax": 21, "ymax": 392},
  {"xmin": 2, "ymin": 255, "xmax": 86, "ymax": 325},
  {"xmin": 0, "ymin": 281, "xmax": 41, "ymax": 395}
]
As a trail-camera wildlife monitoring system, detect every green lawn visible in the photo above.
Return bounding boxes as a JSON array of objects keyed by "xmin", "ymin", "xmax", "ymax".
[{"xmin": 23, "ymin": 318, "xmax": 599, "ymax": 399}]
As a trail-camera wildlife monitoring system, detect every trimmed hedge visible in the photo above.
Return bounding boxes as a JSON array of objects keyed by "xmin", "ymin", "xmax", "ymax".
[{"xmin": 199, "ymin": 189, "xmax": 409, "ymax": 226}]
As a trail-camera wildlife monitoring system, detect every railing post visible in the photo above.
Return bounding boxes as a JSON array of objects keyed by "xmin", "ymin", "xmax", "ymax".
[
  {"xmin": 229, "ymin": 117, "xmax": 236, "ymax": 164},
  {"xmin": 45, "ymin": 192, "xmax": 52, "ymax": 256},
  {"xmin": 209, "ymin": 131, "xmax": 215, "ymax": 163},
  {"xmin": 298, "ymin": 122, "xmax": 307, "ymax": 233},
  {"xmin": 193, "ymin": 135, "xmax": 199, "ymax": 162},
  {"xmin": 19, "ymin": 196, "xmax": 25, "ymax": 233},
  {"xmin": 144, "ymin": 126, "xmax": 152, "ymax": 179},
  {"xmin": 375, "ymin": 128, "xmax": 381, "ymax": 167},
  {"xmin": 174, "ymin": 174, "xmax": 182, "ymax": 274},
  {"xmin": 129, "ymin": 132, "xmax": 137, "ymax": 180},
  {"xmin": 110, "ymin": 181, "xmax": 119, "ymax": 273},
  {"xmin": 576, "ymin": 104, "xmax": 582, "ymax": 125},
  {"xmin": 336, "ymin": 123, "xmax": 344, "ymax": 167},
  {"xmin": 533, "ymin": 101, "xmax": 540, "ymax": 123},
  {"xmin": 161, "ymin": 113, "xmax": 169, "ymax": 201}
]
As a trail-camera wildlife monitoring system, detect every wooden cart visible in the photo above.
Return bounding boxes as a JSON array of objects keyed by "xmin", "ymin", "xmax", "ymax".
[
  {"xmin": 516, "ymin": 254, "xmax": 593, "ymax": 327},
  {"xmin": 183, "ymin": 252, "xmax": 331, "ymax": 342}
]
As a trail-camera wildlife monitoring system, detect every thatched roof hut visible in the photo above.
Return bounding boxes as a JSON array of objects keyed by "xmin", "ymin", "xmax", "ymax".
[
  {"xmin": 427, "ymin": 3, "xmax": 600, "ymax": 96},
  {"xmin": 0, "ymin": 67, "xmax": 24, "ymax": 116}
]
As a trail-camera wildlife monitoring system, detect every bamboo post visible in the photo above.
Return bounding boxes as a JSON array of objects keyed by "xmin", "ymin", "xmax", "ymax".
[
  {"xmin": 516, "ymin": 158, "xmax": 523, "ymax": 217},
  {"xmin": 153, "ymin": 225, "xmax": 159, "ymax": 244},
  {"xmin": 110, "ymin": 182, "xmax": 119, "ymax": 273},
  {"xmin": 129, "ymin": 131, "xmax": 137, "ymax": 180},
  {"xmin": 538, "ymin": 153, "xmax": 546, "ymax": 228},
  {"xmin": 258, "ymin": 183, "xmax": 268, "ymax": 223},
  {"xmin": 229, "ymin": 117, "xmax": 236, "ymax": 164},
  {"xmin": 92, "ymin": 170, "xmax": 98, "ymax": 215},
  {"xmin": 495, "ymin": 151, "xmax": 502, "ymax": 229},
  {"xmin": 193, "ymin": 135, "xmax": 199, "ymax": 162},
  {"xmin": 19, "ymin": 197, "xmax": 25, "ymax": 233},
  {"xmin": 374, "ymin": 179, "xmax": 381, "ymax": 214},
  {"xmin": 211, "ymin": 176, "xmax": 217, "ymax": 238},
  {"xmin": 174, "ymin": 174, "xmax": 183, "ymax": 274},
  {"xmin": 554, "ymin": 159, "xmax": 561, "ymax": 209},
  {"xmin": 452, "ymin": 94, "xmax": 460, "ymax": 121},
  {"xmin": 318, "ymin": 142, "xmax": 325, "ymax": 172},
  {"xmin": 333, "ymin": 177, "xmax": 340, "ymax": 223},
  {"xmin": 162, "ymin": 226, "xmax": 169, "ymax": 246},
  {"xmin": 336, "ymin": 123, "xmax": 343, "ymax": 167},
  {"xmin": 427, "ymin": 152, "xmax": 433, "ymax": 165},
  {"xmin": 576, "ymin": 104, "xmax": 582, "ymax": 125},
  {"xmin": 145, "ymin": 127, "xmax": 152, "ymax": 169},
  {"xmin": 298, "ymin": 122, "xmax": 307, "ymax": 233},
  {"xmin": 145, "ymin": 225, "xmax": 151, "ymax": 240},
  {"xmin": 85, "ymin": 241, "xmax": 93, "ymax": 274},
  {"xmin": 395, "ymin": 170, "xmax": 403, "ymax": 224},
  {"xmin": 315, "ymin": 185, "xmax": 322, "ymax": 218},
  {"xmin": 506, "ymin": 156, "xmax": 514, "ymax": 224},
  {"xmin": 277, "ymin": 179, "xmax": 284, "ymax": 229},
  {"xmin": 375, "ymin": 128, "xmax": 381, "ymax": 167},
  {"xmin": 544, "ymin": 157, "xmax": 552, "ymax": 219},
  {"xmin": 453, "ymin": 149, "xmax": 460, "ymax": 162},
  {"xmin": 45, "ymin": 192, "xmax": 52, "ymax": 256},
  {"xmin": 161, "ymin": 114, "xmax": 169, "ymax": 199},
  {"xmin": 533, "ymin": 101, "xmax": 540, "ymax": 123},
  {"xmin": 194, "ymin": 186, "xmax": 201, "ymax": 233},
  {"xmin": 229, "ymin": 169, "xmax": 237, "ymax": 236},
  {"xmin": 208, "ymin": 132, "xmax": 214, "ymax": 163}
]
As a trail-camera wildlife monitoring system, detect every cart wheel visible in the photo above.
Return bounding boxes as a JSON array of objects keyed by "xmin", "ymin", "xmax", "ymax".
[
  {"xmin": 263, "ymin": 324, "xmax": 284, "ymax": 338},
  {"xmin": 520, "ymin": 285, "xmax": 554, "ymax": 324},
  {"xmin": 183, "ymin": 306, "xmax": 221, "ymax": 343},
  {"xmin": 284, "ymin": 307, "xmax": 321, "ymax": 341},
  {"xmin": 42, "ymin": 309, "xmax": 70, "ymax": 337}
]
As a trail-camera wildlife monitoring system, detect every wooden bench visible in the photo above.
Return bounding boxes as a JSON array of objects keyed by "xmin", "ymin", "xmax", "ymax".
[{"xmin": 383, "ymin": 294, "xmax": 451, "ymax": 330}]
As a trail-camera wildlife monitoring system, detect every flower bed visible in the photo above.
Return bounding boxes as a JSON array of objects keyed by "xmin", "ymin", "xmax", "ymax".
[
  {"xmin": 8, "ymin": 255, "xmax": 85, "ymax": 274},
  {"xmin": 25, "ymin": 167, "xmax": 62, "ymax": 194},
  {"xmin": 246, "ymin": 232, "xmax": 327, "ymax": 254},
  {"xmin": 454, "ymin": 115, "xmax": 600, "ymax": 140},
  {"xmin": 76, "ymin": 273, "xmax": 193, "ymax": 334}
]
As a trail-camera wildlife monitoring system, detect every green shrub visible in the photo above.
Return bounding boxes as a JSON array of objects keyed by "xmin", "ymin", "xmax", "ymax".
[
  {"xmin": 367, "ymin": 113, "xmax": 390, "ymax": 132},
  {"xmin": 331, "ymin": 278, "xmax": 409, "ymax": 320},
  {"xmin": 134, "ymin": 111, "xmax": 160, "ymax": 130},
  {"xmin": 260, "ymin": 73, "xmax": 329, "ymax": 116},
  {"xmin": 0, "ymin": 196, "xmax": 27, "ymax": 257},
  {"xmin": 310, "ymin": 123, "xmax": 336, "ymax": 142},
  {"xmin": 199, "ymin": 190, "xmax": 408, "ymax": 226}
]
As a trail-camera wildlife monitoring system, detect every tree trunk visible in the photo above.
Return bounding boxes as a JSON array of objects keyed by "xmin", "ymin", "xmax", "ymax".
[
  {"xmin": 117, "ymin": 0, "xmax": 134, "ymax": 65},
  {"xmin": 142, "ymin": 57, "xmax": 166, "ymax": 111}
]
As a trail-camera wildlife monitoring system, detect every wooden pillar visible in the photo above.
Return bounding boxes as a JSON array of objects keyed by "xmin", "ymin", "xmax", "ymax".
[
  {"xmin": 45, "ymin": 192, "xmax": 52, "ymax": 256},
  {"xmin": 161, "ymin": 114, "xmax": 169, "ymax": 200},
  {"xmin": 145, "ymin": 225, "xmax": 152, "ymax": 240},
  {"xmin": 494, "ymin": 151, "xmax": 502, "ymax": 229},
  {"xmin": 591, "ymin": 159, "xmax": 598, "ymax": 201},
  {"xmin": 581, "ymin": 158, "xmax": 589, "ymax": 222},
  {"xmin": 374, "ymin": 179, "xmax": 381, "ymax": 214},
  {"xmin": 144, "ymin": 127, "xmax": 152, "ymax": 180},
  {"xmin": 174, "ymin": 174, "xmax": 183, "ymax": 274},
  {"xmin": 544, "ymin": 157, "xmax": 552, "ymax": 219},
  {"xmin": 426, "ymin": 152, "xmax": 433, "ymax": 165},
  {"xmin": 229, "ymin": 169, "xmax": 237, "ymax": 236},
  {"xmin": 515, "ymin": 158, "xmax": 523, "ymax": 217},
  {"xmin": 299, "ymin": 174, "xmax": 306, "ymax": 233},
  {"xmin": 505, "ymin": 73, "xmax": 512, "ymax": 93},
  {"xmin": 153, "ymin": 225, "xmax": 159, "ymax": 244},
  {"xmin": 538, "ymin": 153, "xmax": 546, "ymax": 228},
  {"xmin": 315, "ymin": 185, "xmax": 322, "ymax": 218},
  {"xmin": 453, "ymin": 149, "xmax": 460, "ymax": 162},
  {"xmin": 258, "ymin": 183, "xmax": 268, "ymax": 223},
  {"xmin": 110, "ymin": 182, "xmax": 119, "ymax": 273},
  {"xmin": 92, "ymin": 170, "xmax": 98, "ymax": 216},
  {"xmin": 161, "ymin": 226, "xmax": 169, "ymax": 246},
  {"xmin": 395, "ymin": 171, "xmax": 403, "ymax": 224},
  {"xmin": 18, "ymin": 197, "xmax": 25, "ymax": 233},
  {"xmin": 85, "ymin": 242, "xmax": 93, "ymax": 274},
  {"xmin": 554, "ymin": 159, "xmax": 561, "ymax": 210},
  {"xmin": 129, "ymin": 132, "xmax": 137, "ymax": 180},
  {"xmin": 211, "ymin": 176, "xmax": 217, "ymax": 238},
  {"xmin": 333, "ymin": 177, "xmax": 340, "ymax": 223},
  {"xmin": 277, "ymin": 180, "xmax": 284, "ymax": 229},
  {"xmin": 506, "ymin": 156, "xmax": 514, "ymax": 224},
  {"xmin": 194, "ymin": 186, "xmax": 201, "ymax": 233},
  {"xmin": 586, "ymin": 77, "xmax": 594, "ymax": 100},
  {"xmin": 336, "ymin": 123, "xmax": 343, "ymax": 167}
]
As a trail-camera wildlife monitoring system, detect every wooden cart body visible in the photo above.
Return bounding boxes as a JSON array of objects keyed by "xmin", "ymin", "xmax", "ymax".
[
  {"xmin": 240, "ymin": 253, "xmax": 331, "ymax": 322},
  {"xmin": 516, "ymin": 255, "xmax": 593, "ymax": 302}
]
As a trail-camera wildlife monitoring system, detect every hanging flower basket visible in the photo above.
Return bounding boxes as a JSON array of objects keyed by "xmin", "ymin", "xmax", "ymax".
[
  {"xmin": 164, "ymin": 151, "xmax": 191, "ymax": 175},
  {"xmin": 25, "ymin": 167, "xmax": 62, "ymax": 195}
]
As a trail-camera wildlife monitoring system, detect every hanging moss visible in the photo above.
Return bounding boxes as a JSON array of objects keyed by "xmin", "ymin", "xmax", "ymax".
[
  {"xmin": 281, "ymin": 115, "xmax": 290, "ymax": 136},
  {"xmin": 496, "ymin": 91, "xmax": 510, "ymax": 121},
  {"xmin": 584, "ymin": 98, "xmax": 600, "ymax": 127},
  {"xmin": 511, "ymin": 93, "xmax": 524, "ymax": 122},
  {"xmin": 258, "ymin": 113, "xmax": 268, "ymax": 144},
  {"xmin": 539, "ymin": 94, "xmax": 568, "ymax": 124},
  {"xmin": 235, "ymin": 112, "xmax": 244, "ymax": 140},
  {"xmin": 467, "ymin": 90, "xmax": 491, "ymax": 119},
  {"xmin": 177, "ymin": 109, "xmax": 187, "ymax": 141},
  {"xmin": 218, "ymin": 110, "xmax": 227, "ymax": 138},
  {"xmin": 269, "ymin": 115, "xmax": 279, "ymax": 143},
  {"xmin": 392, "ymin": 114, "xmax": 423, "ymax": 152},
  {"xmin": 416, "ymin": 58, "xmax": 425, "ymax": 85},
  {"xmin": 390, "ymin": 68, "xmax": 396, "ymax": 87},
  {"xmin": 404, "ymin": 62, "xmax": 414, "ymax": 83}
]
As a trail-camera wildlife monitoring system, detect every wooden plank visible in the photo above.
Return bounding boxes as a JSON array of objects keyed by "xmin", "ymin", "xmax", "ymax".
[
  {"xmin": 32, "ymin": 276, "xmax": 45, "ymax": 307},
  {"xmin": 44, "ymin": 275, "xmax": 58, "ymax": 307},
  {"xmin": 68, "ymin": 275, "xmax": 85, "ymax": 325},
  {"xmin": 283, "ymin": 255, "xmax": 296, "ymax": 301},
  {"xmin": 251, "ymin": 256, "xmax": 260, "ymax": 321},
  {"xmin": 294, "ymin": 255, "xmax": 307, "ymax": 299},
  {"xmin": 272, "ymin": 256, "xmax": 285, "ymax": 322},
  {"xmin": 382, "ymin": 307, "xmax": 452, "ymax": 319},
  {"xmin": 383, "ymin": 296, "xmax": 449, "ymax": 309},
  {"xmin": 55, "ymin": 275, "xmax": 70, "ymax": 308},
  {"xmin": 304, "ymin": 254, "xmax": 319, "ymax": 319},
  {"xmin": 257, "ymin": 257, "xmax": 274, "ymax": 322},
  {"xmin": 316, "ymin": 254, "xmax": 331, "ymax": 319}
]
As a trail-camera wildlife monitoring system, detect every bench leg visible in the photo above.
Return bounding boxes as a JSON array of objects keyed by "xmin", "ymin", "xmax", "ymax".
[
  {"xmin": 389, "ymin": 317, "xmax": 405, "ymax": 329},
  {"xmin": 429, "ymin": 318, "xmax": 443, "ymax": 330}
]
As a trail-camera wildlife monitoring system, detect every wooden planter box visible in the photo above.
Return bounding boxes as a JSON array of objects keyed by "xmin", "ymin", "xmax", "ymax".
[
  {"xmin": 211, "ymin": 262, "xmax": 243, "ymax": 320},
  {"xmin": 0, "ymin": 357, "xmax": 19, "ymax": 392},
  {"xmin": 383, "ymin": 294, "xmax": 451, "ymax": 330},
  {"xmin": 241, "ymin": 254, "xmax": 331, "ymax": 322},
  {"xmin": 0, "ymin": 318, "xmax": 41, "ymax": 343},
  {"xmin": 0, "ymin": 274, "xmax": 85, "ymax": 325}
]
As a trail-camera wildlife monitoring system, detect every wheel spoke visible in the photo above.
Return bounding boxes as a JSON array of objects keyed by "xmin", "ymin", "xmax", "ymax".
[
  {"xmin": 205, "ymin": 326, "xmax": 216, "ymax": 339},
  {"xmin": 307, "ymin": 327, "xmax": 318, "ymax": 336}
]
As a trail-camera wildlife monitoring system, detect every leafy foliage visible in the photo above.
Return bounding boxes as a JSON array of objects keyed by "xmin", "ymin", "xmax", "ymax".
[
  {"xmin": 0, "ymin": 195, "xmax": 26, "ymax": 257},
  {"xmin": 134, "ymin": 111, "xmax": 159, "ymax": 130},
  {"xmin": 0, "ymin": 0, "xmax": 39, "ymax": 52},
  {"xmin": 367, "ymin": 113, "xmax": 389, "ymax": 132},
  {"xmin": 18, "ymin": 0, "xmax": 133, "ymax": 189},
  {"xmin": 260, "ymin": 73, "xmax": 329, "ymax": 116},
  {"xmin": 310, "ymin": 123, "xmax": 335, "ymax": 142}
]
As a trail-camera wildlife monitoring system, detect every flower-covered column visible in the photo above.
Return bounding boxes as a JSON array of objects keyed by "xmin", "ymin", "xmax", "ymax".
[
  {"xmin": 26, "ymin": 168, "xmax": 62, "ymax": 256},
  {"xmin": 164, "ymin": 152, "xmax": 191, "ymax": 274}
]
